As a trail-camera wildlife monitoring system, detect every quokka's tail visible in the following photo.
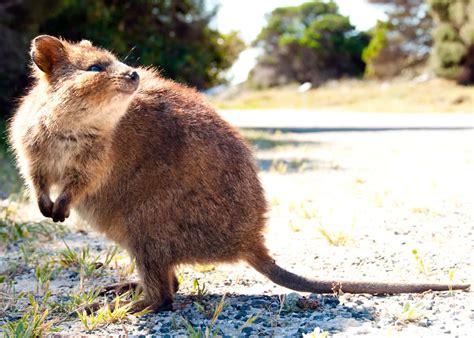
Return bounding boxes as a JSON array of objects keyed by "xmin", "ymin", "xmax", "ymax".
[{"xmin": 246, "ymin": 252, "xmax": 470, "ymax": 294}]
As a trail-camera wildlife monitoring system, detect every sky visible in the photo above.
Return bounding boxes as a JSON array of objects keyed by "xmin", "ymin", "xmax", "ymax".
[
  {"xmin": 214, "ymin": 0, "xmax": 386, "ymax": 43},
  {"xmin": 210, "ymin": 0, "xmax": 387, "ymax": 84}
]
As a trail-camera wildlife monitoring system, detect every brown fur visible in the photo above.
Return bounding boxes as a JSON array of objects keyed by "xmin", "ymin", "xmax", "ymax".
[{"xmin": 9, "ymin": 36, "xmax": 470, "ymax": 312}]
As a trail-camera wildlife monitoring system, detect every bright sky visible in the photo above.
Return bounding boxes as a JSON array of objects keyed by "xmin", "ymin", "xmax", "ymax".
[
  {"xmin": 214, "ymin": 0, "xmax": 386, "ymax": 43},
  {"xmin": 210, "ymin": 0, "xmax": 387, "ymax": 84}
]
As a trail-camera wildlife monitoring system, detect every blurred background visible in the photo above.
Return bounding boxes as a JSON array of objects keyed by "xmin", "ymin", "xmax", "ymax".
[
  {"xmin": 0, "ymin": 0, "xmax": 473, "ymax": 120},
  {"xmin": 0, "ymin": 0, "xmax": 473, "ymax": 193}
]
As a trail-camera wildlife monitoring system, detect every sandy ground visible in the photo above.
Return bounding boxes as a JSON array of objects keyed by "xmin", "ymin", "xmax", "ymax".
[
  {"xmin": 1, "ymin": 111, "xmax": 473, "ymax": 336},
  {"xmin": 212, "ymin": 79, "xmax": 474, "ymax": 113}
]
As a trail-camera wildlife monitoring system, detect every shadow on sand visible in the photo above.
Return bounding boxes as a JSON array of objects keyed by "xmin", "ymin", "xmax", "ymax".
[{"xmin": 137, "ymin": 292, "xmax": 376, "ymax": 336}]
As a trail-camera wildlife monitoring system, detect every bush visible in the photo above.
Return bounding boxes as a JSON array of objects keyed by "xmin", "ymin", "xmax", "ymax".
[
  {"xmin": 250, "ymin": 1, "xmax": 369, "ymax": 87},
  {"xmin": 429, "ymin": 0, "xmax": 474, "ymax": 84},
  {"xmin": 0, "ymin": 0, "xmax": 244, "ymax": 119},
  {"xmin": 365, "ymin": 0, "xmax": 433, "ymax": 79}
]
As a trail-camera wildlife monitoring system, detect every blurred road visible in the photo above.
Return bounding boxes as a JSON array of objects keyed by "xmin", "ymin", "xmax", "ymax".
[{"xmin": 219, "ymin": 109, "xmax": 474, "ymax": 132}]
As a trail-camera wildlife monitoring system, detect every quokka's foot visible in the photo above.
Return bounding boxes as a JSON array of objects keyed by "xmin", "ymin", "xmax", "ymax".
[
  {"xmin": 81, "ymin": 299, "xmax": 172, "ymax": 315},
  {"xmin": 131, "ymin": 299, "xmax": 173, "ymax": 313},
  {"xmin": 99, "ymin": 281, "xmax": 142, "ymax": 296},
  {"xmin": 80, "ymin": 300, "xmax": 129, "ymax": 315},
  {"xmin": 79, "ymin": 301, "xmax": 102, "ymax": 315},
  {"xmin": 38, "ymin": 193, "xmax": 53, "ymax": 218},
  {"xmin": 51, "ymin": 194, "xmax": 71, "ymax": 222}
]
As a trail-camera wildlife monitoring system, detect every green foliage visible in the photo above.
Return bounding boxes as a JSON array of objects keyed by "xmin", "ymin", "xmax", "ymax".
[
  {"xmin": 429, "ymin": 0, "xmax": 474, "ymax": 84},
  {"xmin": 77, "ymin": 291, "xmax": 150, "ymax": 331},
  {"xmin": 362, "ymin": 21, "xmax": 389, "ymax": 77},
  {"xmin": 58, "ymin": 242, "xmax": 119, "ymax": 289},
  {"xmin": 180, "ymin": 295, "xmax": 227, "ymax": 337},
  {"xmin": 435, "ymin": 42, "xmax": 467, "ymax": 65},
  {"xmin": 433, "ymin": 23, "xmax": 459, "ymax": 42},
  {"xmin": 0, "ymin": 213, "xmax": 66, "ymax": 245},
  {"xmin": 432, "ymin": 63, "xmax": 465, "ymax": 79},
  {"xmin": 0, "ymin": 0, "xmax": 244, "ymax": 119},
  {"xmin": 1, "ymin": 293, "xmax": 58, "ymax": 337},
  {"xmin": 192, "ymin": 278, "xmax": 208, "ymax": 303},
  {"xmin": 366, "ymin": 0, "xmax": 433, "ymax": 78},
  {"xmin": 251, "ymin": 0, "xmax": 369, "ymax": 87},
  {"xmin": 0, "ymin": 0, "xmax": 69, "ymax": 120},
  {"xmin": 35, "ymin": 261, "xmax": 59, "ymax": 294},
  {"xmin": 448, "ymin": 1, "xmax": 468, "ymax": 27},
  {"xmin": 460, "ymin": 23, "xmax": 474, "ymax": 45},
  {"xmin": 411, "ymin": 249, "xmax": 431, "ymax": 275},
  {"xmin": 395, "ymin": 301, "xmax": 426, "ymax": 324},
  {"xmin": 49, "ymin": 287, "xmax": 102, "ymax": 314}
]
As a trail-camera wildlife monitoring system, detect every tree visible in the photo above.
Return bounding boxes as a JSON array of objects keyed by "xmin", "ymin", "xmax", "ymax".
[
  {"xmin": 0, "ymin": 0, "xmax": 69, "ymax": 119},
  {"xmin": 0, "ymin": 0, "xmax": 244, "ymax": 119},
  {"xmin": 428, "ymin": 0, "xmax": 474, "ymax": 84},
  {"xmin": 365, "ymin": 0, "xmax": 433, "ymax": 78},
  {"xmin": 250, "ymin": 1, "xmax": 369, "ymax": 87}
]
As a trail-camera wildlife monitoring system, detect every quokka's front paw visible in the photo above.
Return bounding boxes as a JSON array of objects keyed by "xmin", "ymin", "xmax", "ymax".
[
  {"xmin": 52, "ymin": 194, "xmax": 71, "ymax": 222},
  {"xmin": 38, "ymin": 192, "xmax": 53, "ymax": 218}
]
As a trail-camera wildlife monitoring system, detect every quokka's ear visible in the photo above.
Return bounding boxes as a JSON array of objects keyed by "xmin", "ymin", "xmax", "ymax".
[
  {"xmin": 30, "ymin": 35, "xmax": 65, "ymax": 74},
  {"xmin": 79, "ymin": 39, "xmax": 92, "ymax": 47}
]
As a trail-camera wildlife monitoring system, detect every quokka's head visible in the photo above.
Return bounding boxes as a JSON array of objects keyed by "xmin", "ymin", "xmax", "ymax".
[{"xmin": 30, "ymin": 35, "xmax": 139, "ymax": 111}]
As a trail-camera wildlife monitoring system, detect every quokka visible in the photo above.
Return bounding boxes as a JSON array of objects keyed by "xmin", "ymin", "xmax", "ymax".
[{"xmin": 9, "ymin": 35, "xmax": 470, "ymax": 312}]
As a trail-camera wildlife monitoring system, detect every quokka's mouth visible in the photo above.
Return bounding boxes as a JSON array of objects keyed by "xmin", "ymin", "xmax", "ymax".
[{"xmin": 117, "ymin": 81, "xmax": 139, "ymax": 94}]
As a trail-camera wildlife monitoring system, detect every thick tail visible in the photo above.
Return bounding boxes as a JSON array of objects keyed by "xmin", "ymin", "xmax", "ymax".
[{"xmin": 246, "ymin": 253, "xmax": 470, "ymax": 294}]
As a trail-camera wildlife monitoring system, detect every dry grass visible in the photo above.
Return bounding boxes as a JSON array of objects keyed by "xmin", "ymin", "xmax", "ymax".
[
  {"xmin": 77, "ymin": 291, "xmax": 150, "ymax": 331},
  {"xmin": 316, "ymin": 226, "xmax": 351, "ymax": 247},
  {"xmin": 393, "ymin": 301, "xmax": 427, "ymax": 324},
  {"xmin": 211, "ymin": 79, "xmax": 474, "ymax": 113}
]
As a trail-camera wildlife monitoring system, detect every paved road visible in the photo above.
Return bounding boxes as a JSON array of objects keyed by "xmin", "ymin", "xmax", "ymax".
[{"xmin": 219, "ymin": 109, "xmax": 474, "ymax": 132}]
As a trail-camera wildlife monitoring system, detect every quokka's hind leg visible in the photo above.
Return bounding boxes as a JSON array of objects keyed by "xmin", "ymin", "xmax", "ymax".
[
  {"xmin": 132, "ymin": 258, "xmax": 176, "ymax": 312},
  {"xmin": 99, "ymin": 281, "xmax": 142, "ymax": 296},
  {"xmin": 172, "ymin": 271, "xmax": 180, "ymax": 293}
]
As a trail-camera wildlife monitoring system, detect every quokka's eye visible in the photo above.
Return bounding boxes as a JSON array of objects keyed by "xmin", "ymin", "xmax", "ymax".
[{"xmin": 87, "ymin": 64, "xmax": 104, "ymax": 72}]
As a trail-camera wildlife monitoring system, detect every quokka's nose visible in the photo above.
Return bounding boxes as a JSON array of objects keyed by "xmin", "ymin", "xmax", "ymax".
[{"xmin": 126, "ymin": 71, "xmax": 139, "ymax": 82}]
